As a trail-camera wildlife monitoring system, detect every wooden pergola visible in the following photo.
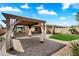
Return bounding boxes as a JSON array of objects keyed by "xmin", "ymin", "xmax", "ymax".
[{"xmin": 2, "ymin": 13, "xmax": 46, "ymax": 51}]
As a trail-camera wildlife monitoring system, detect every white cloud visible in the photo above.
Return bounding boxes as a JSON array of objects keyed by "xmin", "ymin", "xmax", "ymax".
[
  {"xmin": 60, "ymin": 17, "xmax": 67, "ymax": 20},
  {"xmin": 36, "ymin": 5, "xmax": 44, "ymax": 10},
  {"xmin": 62, "ymin": 3, "xmax": 79, "ymax": 10},
  {"xmin": 72, "ymin": 13, "xmax": 77, "ymax": 15},
  {"xmin": 36, "ymin": 5, "xmax": 57, "ymax": 15},
  {"xmin": 37, "ymin": 4, "xmax": 57, "ymax": 15},
  {"xmin": 72, "ymin": 3, "xmax": 79, "ymax": 9},
  {"xmin": 0, "ymin": 6, "xmax": 21, "ymax": 12},
  {"xmin": 38, "ymin": 9, "xmax": 57, "ymax": 15},
  {"xmin": 21, "ymin": 4, "xmax": 30, "ymax": 9},
  {"xmin": 62, "ymin": 3, "xmax": 71, "ymax": 10}
]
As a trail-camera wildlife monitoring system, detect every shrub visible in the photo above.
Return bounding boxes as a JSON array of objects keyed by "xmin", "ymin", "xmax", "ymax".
[
  {"xmin": 70, "ymin": 42, "xmax": 79, "ymax": 56},
  {"xmin": 0, "ymin": 36, "xmax": 5, "ymax": 42}
]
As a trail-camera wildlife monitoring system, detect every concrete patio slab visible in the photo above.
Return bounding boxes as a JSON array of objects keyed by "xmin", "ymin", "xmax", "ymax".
[{"xmin": 7, "ymin": 37, "xmax": 65, "ymax": 56}]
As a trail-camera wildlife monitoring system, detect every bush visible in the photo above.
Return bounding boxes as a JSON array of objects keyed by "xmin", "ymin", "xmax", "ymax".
[
  {"xmin": 0, "ymin": 36, "xmax": 5, "ymax": 42},
  {"xmin": 70, "ymin": 42, "xmax": 79, "ymax": 56}
]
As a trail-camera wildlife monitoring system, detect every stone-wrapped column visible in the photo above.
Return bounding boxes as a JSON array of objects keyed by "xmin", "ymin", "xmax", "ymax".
[
  {"xmin": 6, "ymin": 19, "xmax": 21, "ymax": 51},
  {"xmin": 28, "ymin": 25, "xmax": 32, "ymax": 37},
  {"xmin": 40, "ymin": 23, "xmax": 46, "ymax": 43},
  {"xmin": 44, "ymin": 24, "xmax": 47, "ymax": 40},
  {"xmin": 24, "ymin": 26, "xmax": 29, "ymax": 36},
  {"xmin": 6, "ymin": 18, "xmax": 16, "ymax": 50}
]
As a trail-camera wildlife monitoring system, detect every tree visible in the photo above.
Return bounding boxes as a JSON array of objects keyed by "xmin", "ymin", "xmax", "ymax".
[{"xmin": 75, "ymin": 12, "xmax": 79, "ymax": 25}]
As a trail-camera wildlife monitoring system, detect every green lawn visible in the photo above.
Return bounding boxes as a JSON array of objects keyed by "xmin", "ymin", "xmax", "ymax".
[{"xmin": 50, "ymin": 34, "xmax": 79, "ymax": 41}]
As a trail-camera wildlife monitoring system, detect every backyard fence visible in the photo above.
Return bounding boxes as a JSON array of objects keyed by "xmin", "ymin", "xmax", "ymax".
[{"xmin": 0, "ymin": 29, "xmax": 6, "ymax": 36}]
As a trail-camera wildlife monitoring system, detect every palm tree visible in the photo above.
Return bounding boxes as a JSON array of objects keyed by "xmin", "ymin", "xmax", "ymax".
[{"xmin": 75, "ymin": 12, "xmax": 79, "ymax": 25}]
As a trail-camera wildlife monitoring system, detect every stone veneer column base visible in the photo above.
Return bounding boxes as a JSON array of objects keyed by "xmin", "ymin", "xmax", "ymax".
[
  {"xmin": 40, "ymin": 41, "xmax": 44, "ymax": 43},
  {"xmin": 6, "ymin": 47, "xmax": 14, "ymax": 52},
  {"xmin": 28, "ymin": 35, "xmax": 31, "ymax": 37}
]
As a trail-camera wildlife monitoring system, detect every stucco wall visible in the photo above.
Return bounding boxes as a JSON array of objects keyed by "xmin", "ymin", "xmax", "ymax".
[
  {"xmin": 46, "ymin": 26, "xmax": 70, "ymax": 34},
  {"xmin": 55, "ymin": 28, "xmax": 70, "ymax": 34}
]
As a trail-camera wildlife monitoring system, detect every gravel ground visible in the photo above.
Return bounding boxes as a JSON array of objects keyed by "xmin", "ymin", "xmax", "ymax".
[
  {"xmin": 51, "ymin": 43, "xmax": 73, "ymax": 56},
  {"xmin": 47, "ymin": 34, "xmax": 79, "ymax": 56}
]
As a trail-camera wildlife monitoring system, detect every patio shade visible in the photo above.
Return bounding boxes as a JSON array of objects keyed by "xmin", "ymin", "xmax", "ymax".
[{"xmin": 2, "ymin": 13, "xmax": 46, "ymax": 26}]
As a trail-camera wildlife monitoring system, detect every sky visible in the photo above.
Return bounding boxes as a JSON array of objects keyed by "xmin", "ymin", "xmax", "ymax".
[{"xmin": 0, "ymin": 3, "xmax": 79, "ymax": 27}]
